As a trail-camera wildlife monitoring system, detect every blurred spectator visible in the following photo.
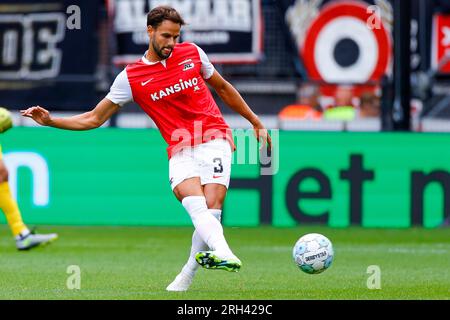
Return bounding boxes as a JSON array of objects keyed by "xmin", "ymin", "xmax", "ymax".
[
  {"xmin": 334, "ymin": 85, "xmax": 354, "ymax": 107},
  {"xmin": 323, "ymin": 85, "xmax": 356, "ymax": 121},
  {"xmin": 278, "ymin": 83, "xmax": 322, "ymax": 120},
  {"xmin": 358, "ymin": 92, "xmax": 381, "ymax": 118}
]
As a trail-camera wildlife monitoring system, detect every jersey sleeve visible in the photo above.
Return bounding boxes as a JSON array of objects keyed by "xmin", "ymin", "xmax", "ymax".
[
  {"xmin": 194, "ymin": 44, "xmax": 215, "ymax": 80},
  {"xmin": 105, "ymin": 69, "xmax": 133, "ymax": 107}
]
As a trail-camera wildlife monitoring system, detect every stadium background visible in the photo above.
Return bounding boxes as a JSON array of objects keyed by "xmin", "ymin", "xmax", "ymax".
[
  {"xmin": 0, "ymin": 0, "xmax": 449, "ymax": 301},
  {"xmin": 1, "ymin": 0, "xmax": 448, "ymax": 228}
]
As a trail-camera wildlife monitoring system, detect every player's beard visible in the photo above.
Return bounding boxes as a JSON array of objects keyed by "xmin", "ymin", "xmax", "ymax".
[{"xmin": 152, "ymin": 39, "xmax": 172, "ymax": 60}]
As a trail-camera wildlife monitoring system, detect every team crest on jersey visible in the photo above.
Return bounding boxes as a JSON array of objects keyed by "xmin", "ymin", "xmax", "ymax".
[{"xmin": 183, "ymin": 62, "xmax": 194, "ymax": 71}]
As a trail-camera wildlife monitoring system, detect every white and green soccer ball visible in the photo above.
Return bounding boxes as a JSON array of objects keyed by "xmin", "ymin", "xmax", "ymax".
[{"xmin": 293, "ymin": 233, "xmax": 334, "ymax": 274}]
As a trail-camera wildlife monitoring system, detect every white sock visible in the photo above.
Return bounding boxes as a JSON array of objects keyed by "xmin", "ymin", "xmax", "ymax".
[
  {"xmin": 182, "ymin": 209, "xmax": 222, "ymax": 277},
  {"xmin": 182, "ymin": 196, "xmax": 233, "ymax": 256},
  {"xmin": 15, "ymin": 228, "xmax": 30, "ymax": 241}
]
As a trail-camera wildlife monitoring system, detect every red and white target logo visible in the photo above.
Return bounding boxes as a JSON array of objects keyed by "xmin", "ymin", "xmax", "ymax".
[
  {"xmin": 432, "ymin": 14, "xmax": 450, "ymax": 73},
  {"xmin": 301, "ymin": 1, "xmax": 392, "ymax": 84}
]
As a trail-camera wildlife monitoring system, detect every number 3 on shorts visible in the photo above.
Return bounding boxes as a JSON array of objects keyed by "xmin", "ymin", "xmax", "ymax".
[{"xmin": 213, "ymin": 157, "xmax": 223, "ymax": 173}]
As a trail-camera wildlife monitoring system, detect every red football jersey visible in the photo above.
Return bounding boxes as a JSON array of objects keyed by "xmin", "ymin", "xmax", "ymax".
[{"xmin": 106, "ymin": 42, "xmax": 235, "ymax": 158}]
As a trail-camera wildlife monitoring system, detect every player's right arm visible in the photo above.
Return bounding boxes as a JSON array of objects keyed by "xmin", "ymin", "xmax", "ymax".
[
  {"xmin": 20, "ymin": 98, "xmax": 120, "ymax": 130},
  {"xmin": 21, "ymin": 68, "xmax": 132, "ymax": 130}
]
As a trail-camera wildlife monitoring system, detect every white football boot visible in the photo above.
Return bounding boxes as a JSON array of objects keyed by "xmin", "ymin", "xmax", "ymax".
[{"xmin": 16, "ymin": 231, "xmax": 58, "ymax": 251}]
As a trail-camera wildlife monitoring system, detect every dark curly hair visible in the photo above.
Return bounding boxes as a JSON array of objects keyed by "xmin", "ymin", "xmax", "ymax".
[{"xmin": 147, "ymin": 6, "xmax": 185, "ymax": 28}]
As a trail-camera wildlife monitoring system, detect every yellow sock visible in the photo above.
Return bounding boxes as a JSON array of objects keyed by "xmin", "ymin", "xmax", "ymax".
[{"xmin": 0, "ymin": 182, "xmax": 28, "ymax": 236}]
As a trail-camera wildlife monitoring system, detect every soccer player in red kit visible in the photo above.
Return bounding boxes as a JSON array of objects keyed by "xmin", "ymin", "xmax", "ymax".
[{"xmin": 21, "ymin": 6, "xmax": 271, "ymax": 292}]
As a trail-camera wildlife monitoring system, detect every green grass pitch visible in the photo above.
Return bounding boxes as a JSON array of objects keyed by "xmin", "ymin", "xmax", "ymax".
[{"xmin": 0, "ymin": 225, "xmax": 448, "ymax": 300}]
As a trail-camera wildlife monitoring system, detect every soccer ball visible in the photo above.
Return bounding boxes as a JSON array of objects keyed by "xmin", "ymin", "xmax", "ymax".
[
  {"xmin": 292, "ymin": 233, "xmax": 334, "ymax": 274},
  {"xmin": 0, "ymin": 107, "xmax": 13, "ymax": 133}
]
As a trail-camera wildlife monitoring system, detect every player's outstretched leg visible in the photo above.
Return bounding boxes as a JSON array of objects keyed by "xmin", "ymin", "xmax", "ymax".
[
  {"xmin": 182, "ymin": 197, "xmax": 241, "ymax": 273},
  {"xmin": 0, "ymin": 160, "xmax": 58, "ymax": 251},
  {"xmin": 166, "ymin": 229, "xmax": 206, "ymax": 292},
  {"xmin": 166, "ymin": 209, "xmax": 222, "ymax": 292}
]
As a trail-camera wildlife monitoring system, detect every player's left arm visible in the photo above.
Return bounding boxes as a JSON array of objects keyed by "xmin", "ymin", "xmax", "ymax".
[{"xmin": 207, "ymin": 71, "xmax": 272, "ymax": 150}]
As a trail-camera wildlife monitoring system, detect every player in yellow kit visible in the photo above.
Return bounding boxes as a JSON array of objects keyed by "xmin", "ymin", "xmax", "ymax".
[{"xmin": 0, "ymin": 108, "xmax": 58, "ymax": 250}]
